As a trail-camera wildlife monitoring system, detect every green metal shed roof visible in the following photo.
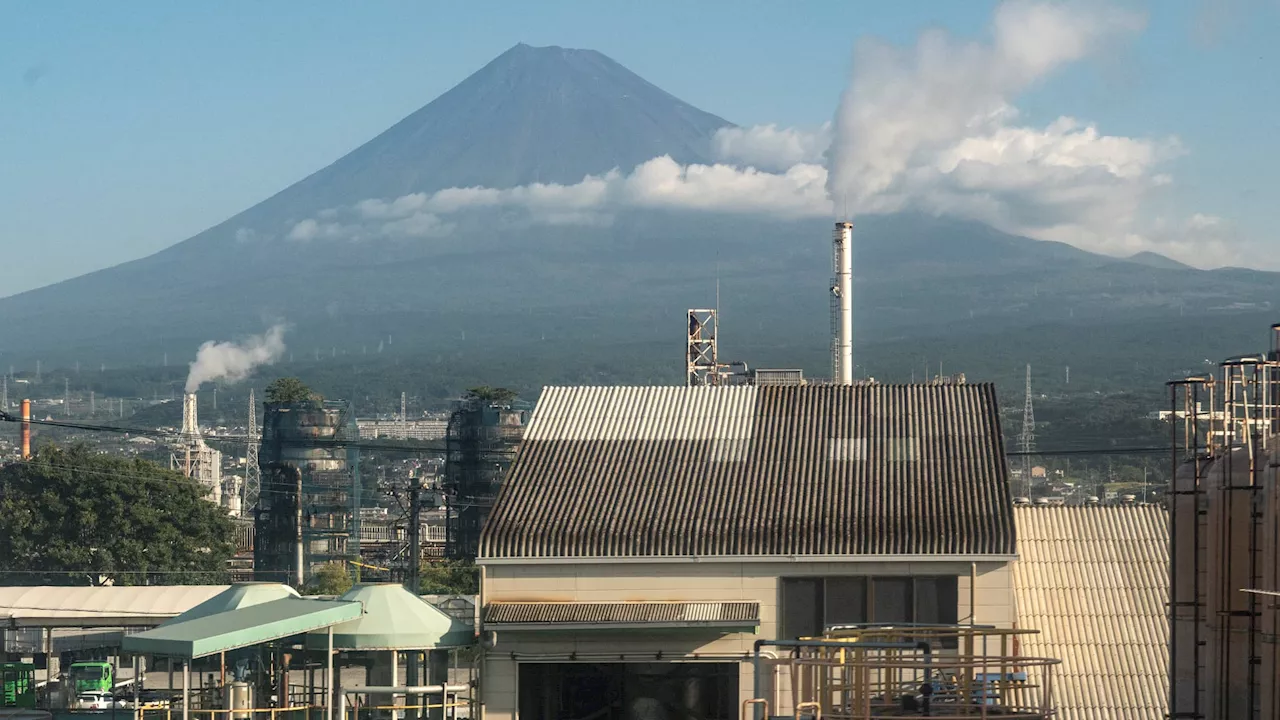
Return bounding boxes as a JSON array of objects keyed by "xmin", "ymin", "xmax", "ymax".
[
  {"xmin": 168, "ymin": 583, "xmax": 300, "ymax": 624},
  {"xmin": 304, "ymin": 584, "xmax": 472, "ymax": 651},
  {"xmin": 121, "ymin": 597, "xmax": 362, "ymax": 659}
]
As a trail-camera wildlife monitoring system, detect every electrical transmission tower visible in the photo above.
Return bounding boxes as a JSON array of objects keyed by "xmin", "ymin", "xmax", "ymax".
[
  {"xmin": 245, "ymin": 389, "xmax": 261, "ymax": 510},
  {"xmin": 1019, "ymin": 364, "xmax": 1035, "ymax": 495},
  {"xmin": 401, "ymin": 391, "xmax": 407, "ymax": 438},
  {"xmin": 64, "ymin": 379, "xmax": 70, "ymax": 417}
]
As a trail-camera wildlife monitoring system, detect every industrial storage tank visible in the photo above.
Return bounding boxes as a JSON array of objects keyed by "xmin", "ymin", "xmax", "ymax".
[
  {"xmin": 1170, "ymin": 377, "xmax": 1280, "ymax": 719},
  {"xmin": 444, "ymin": 396, "xmax": 528, "ymax": 560},
  {"xmin": 254, "ymin": 400, "xmax": 358, "ymax": 585}
]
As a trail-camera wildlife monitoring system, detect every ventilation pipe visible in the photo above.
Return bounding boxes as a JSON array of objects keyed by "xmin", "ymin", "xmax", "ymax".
[{"xmin": 832, "ymin": 222, "xmax": 853, "ymax": 384}]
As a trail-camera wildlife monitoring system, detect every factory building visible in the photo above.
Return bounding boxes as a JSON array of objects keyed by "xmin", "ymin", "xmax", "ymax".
[
  {"xmin": 356, "ymin": 416, "xmax": 449, "ymax": 441},
  {"xmin": 171, "ymin": 392, "xmax": 228, "ymax": 511},
  {"xmin": 477, "ymin": 382, "xmax": 1021, "ymax": 719}
]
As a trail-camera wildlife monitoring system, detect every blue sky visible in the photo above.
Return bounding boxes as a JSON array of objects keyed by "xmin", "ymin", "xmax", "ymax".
[{"xmin": 1, "ymin": 0, "xmax": 1275, "ymax": 295}]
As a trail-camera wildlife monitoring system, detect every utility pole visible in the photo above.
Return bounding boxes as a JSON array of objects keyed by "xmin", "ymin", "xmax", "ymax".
[
  {"xmin": 407, "ymin": 477, "xmax": 422, "ymax": 591},
  {"xmin": 1020, "ymin": 364, "xmax": 1035, "ymax": 497},
  {"xmin": 406, "ymin": 477, "xmax": 423, "ymax": 720},
  {"xmin": 245, "ymin": 390, "xmax": 261, "ymax": 510}
]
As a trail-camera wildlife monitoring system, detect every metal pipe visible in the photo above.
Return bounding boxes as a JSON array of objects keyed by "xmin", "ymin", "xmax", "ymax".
[
  {"xmin": 342, "ymin": 685, "xmax": 469, "ymax": 694},
  {"xmin": 325, "ymin": 627, "xmax": 333, "ymax": 720},
  {"xmin": 751, "ymin": 639, "xmax": 929, "ymax": 719}
]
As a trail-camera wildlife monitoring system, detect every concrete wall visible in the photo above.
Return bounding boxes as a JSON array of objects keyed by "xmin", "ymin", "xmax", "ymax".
[{"xmin": 479, "ymin": 559, "xmax": 1014, "ymax": 720}]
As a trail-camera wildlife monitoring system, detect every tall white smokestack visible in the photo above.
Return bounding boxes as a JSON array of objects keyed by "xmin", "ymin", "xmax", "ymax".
[
  {"xmin": 182, "ymin": 392, "xmax": 200, "ymax": 439},
  {"xmin": 832, "ymin": 222, "xmax": 853, "ymax": 384}
]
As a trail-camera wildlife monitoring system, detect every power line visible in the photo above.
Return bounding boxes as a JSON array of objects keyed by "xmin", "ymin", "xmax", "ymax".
[{"xmin": 2, "ymin": 411, "xmax": 1175, "ymax": 457}]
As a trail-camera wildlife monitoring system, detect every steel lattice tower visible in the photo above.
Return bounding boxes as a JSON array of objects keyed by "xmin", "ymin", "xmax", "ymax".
[
  {"xmin": 245, "ymin": 389, "xmax": 261, "ymax": 509},
  {"xmin": 1020, "ymin": 364, "xmax": 1035, "ymax": 494}
]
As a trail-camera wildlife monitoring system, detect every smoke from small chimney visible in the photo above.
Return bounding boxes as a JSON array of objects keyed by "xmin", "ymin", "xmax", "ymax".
[{"xmin": 185, "ymin": 324, "xmax": 287, "ymax": 393}]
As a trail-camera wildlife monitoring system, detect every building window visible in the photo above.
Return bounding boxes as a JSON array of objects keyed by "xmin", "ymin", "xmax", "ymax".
[{"xmin": 780, "ymin": 576, "xmax": 959, "ymax": 640}]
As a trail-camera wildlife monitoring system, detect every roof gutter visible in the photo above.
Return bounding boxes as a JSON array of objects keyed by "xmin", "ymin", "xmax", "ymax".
[{"xmin": 478, "ymin": 553, "xmax": 1017, "ymax": 566}]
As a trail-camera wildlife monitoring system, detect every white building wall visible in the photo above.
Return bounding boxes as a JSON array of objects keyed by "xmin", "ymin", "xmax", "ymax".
[{"xmin": 479, "ymin": 559, "xmax": 1014, "ymax": 720}]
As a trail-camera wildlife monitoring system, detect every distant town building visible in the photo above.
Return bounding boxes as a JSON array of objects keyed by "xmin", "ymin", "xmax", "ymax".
[{"xmin": 356, "ymin": 417, "xmax": 448, "ymax": 441}]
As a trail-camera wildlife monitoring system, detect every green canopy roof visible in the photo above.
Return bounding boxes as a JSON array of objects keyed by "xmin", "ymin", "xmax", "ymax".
[
  {"xmin": 168, "ymin": 583, "xmax": 300, "ymax": 623},
  {"xmin": 305, "ymin": 584, "xmax": 472, "ymax": 651},
  {"xmin": 121, "ymin": 598, "xmax": 362, "ymax": 659}
]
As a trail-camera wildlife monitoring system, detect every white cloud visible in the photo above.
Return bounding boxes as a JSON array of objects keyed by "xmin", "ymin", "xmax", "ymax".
[
  {"xmin": 287, "ymin": 218, "xmax": 348, "ymax": 242},
  {"xmin": 289, "ymin": 156, "xmax": 835, "ymax": 241},
  {"xmin": 712, "ymin": 123, "xmax": 832, "ymax": 172},
  {"xmin": 381, "ymin": 212, "xmax": 455, "ymax": 239}
]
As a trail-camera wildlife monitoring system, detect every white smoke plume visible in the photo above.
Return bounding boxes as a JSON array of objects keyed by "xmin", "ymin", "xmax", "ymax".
[
  {"xmin": 185, "ymin": 324, "xmax": 287, "ymax": 393},
  {"xmin": 712, "ymin": 123, "xmax": 832, "ymax": 172}
]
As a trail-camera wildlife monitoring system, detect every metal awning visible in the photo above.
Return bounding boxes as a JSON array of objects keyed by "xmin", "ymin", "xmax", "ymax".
[
  {"xmin": 482, "ymin": 601, "xmax": 759, "ymax": 631},
  {"xmin": 120, "ymin": 598, "xmax": 362, "ymax": 659},
  {"xmin": 0, "ymin": 585, "xmax": 229, "ymax": 628}
]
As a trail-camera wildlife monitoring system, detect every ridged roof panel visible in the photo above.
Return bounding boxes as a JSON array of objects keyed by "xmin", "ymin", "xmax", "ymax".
[
  {"xmin": 481, "ymin": 384, "xmax": 1015, "ymax": 558},
  {"xmin": 1012, "ymin": 506, "xmax": 1169, "ymax": 720}
]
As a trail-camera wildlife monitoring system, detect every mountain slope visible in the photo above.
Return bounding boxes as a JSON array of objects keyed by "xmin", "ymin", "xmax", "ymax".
[
  {"xmin": 2, "ymin": 43, "xmax": 1279, "ymax": 384},
  {"xmin": 225, "ymin": 43, "xmax": 733, "ymax": 228}
]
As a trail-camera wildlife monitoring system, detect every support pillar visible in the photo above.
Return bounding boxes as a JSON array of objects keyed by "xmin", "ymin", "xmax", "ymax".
[
  {"xmin": 182, "ymin": 661, "xmax": 190, "ymax": 720},
  {"xmin": 325, "ymin": 628, "xmax": 334, "ymax": 720},
  {"xmin": 427, "ymin": 650, "xmax": 449, "ymax": 720}
]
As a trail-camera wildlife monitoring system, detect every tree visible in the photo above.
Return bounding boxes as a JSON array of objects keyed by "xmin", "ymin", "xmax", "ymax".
[
  {"xmin": 419, "ymin": 559, "xmax": 479, "ymax": 595},
  {"xmin": 304, "ymin": 563, "xmax": 353, "ymax": 596},
  {"xmin": 0, "ymin": 444, "xmax": 236, "ymax": 585},
  {"xmin": 265, "ymin": 377, "xmax": 322, "ymax": 403},
  {"xmin": 464, "ymin": 386, "xmax": 517, "ymax": 406}
]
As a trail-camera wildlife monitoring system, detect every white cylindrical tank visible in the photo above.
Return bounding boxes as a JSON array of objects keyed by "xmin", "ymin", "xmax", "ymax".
[{"xmin": 226, "ymin": 681, "xmax": 253, "ymax": 719}]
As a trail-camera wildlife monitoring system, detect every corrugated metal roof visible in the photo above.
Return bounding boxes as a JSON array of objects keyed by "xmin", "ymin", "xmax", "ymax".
[
  {"xmin": 482, "ymin": 384, "xmax": 1014, "ymax": 558},
  {"xmin": 1012, "ymin": 506, "xmax": 1169, "ymax": 720},
  {"xmin": 483, "ymin": 601, "xmax": 760, "ymax": 627},
  {"xmin": 0, "ymin": 585, "xmax": 229, "ymax": 627}
]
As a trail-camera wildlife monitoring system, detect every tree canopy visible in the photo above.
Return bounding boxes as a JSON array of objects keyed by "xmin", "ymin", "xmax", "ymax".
[
  {"xmin": 304, "ymin": 563, "xmax": 353, "ymax": 596},
  {"xmin": 0, "ymin": 444, "xmax": 236, "ymax": 585},
  {"xmin": 265, "ymin": 377, "xmax": 321, "ymax": 403},
  {"xmin": 419, "ymin": 559, "xmax": 479, "ymax": 595},
  {"xmin": 464, "ymin": 386, "xmax": 518, "ymax": 406}
]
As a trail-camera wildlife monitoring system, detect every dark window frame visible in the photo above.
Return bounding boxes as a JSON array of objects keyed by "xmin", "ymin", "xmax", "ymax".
[{"xmin": 780, "ymin": 575, "xmax": 959, "ymax": 641}]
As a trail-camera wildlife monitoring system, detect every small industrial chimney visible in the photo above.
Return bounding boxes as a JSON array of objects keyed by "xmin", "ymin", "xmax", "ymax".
[
  {"xmin": 831, "ymin": 222, "xmax": 853, "ymax": 384},
  {"xmin": 20, "ymin": 398, "xmax": 31, "ymax": 460},
  {"xmin": 182, "ymin": 392, "xmax": 199, "ymax": 439}
]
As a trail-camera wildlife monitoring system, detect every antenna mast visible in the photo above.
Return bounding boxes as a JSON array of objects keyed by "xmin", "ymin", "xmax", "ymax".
[
  {"xmin": 1020, "ymin": 364, "xmax": 1036, "ymax": 495},
  {"xmin": 245, "ymin": 389, "xmax": 261, "ymax": 510}
]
